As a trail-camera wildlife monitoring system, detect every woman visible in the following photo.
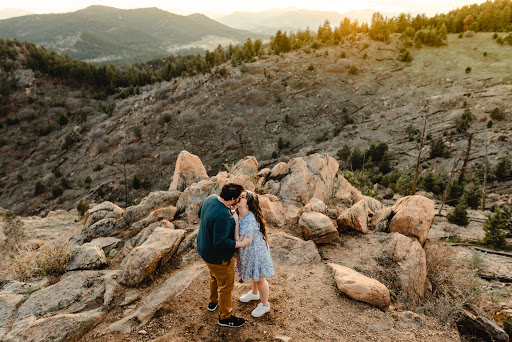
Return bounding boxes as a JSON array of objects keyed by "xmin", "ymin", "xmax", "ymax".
[{"xmin": 234, "ymin": 190, "xmax": 274, "ymax": 318}]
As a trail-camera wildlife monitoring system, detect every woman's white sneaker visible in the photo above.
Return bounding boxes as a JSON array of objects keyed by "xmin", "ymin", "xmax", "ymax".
[
  {"xmin": 239, "ymin": 291, "xmax": 260, "ymax": 303},
  {"xmin": 251, "ymin": 303, "xmax": 270, "ymax": 317}
]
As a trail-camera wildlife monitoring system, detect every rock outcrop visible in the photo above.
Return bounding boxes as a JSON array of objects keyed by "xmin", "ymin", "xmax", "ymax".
[
  {"xmin": 124, "ymin": 191, "xmax": 181, "ymax": 225},
  {"xmin": 337, "ymin": 200, "xmax": 374, "ymax": 233},
  {"xmin": 299, "ymin": 211, "xmax": 339, "ymax": 244},
  {"xmin": 329, "ymin": 263, "xmax": 391, "ymax": 310},
  {"xmin": 168, "ymin": 150, "xmax": 208, "ymax": 192},
  {"xmin": 388, "ymin": 195, "xmax": 435, "ymax": 245},
  {"xmin": 120, "ymin": 228, "xmax": 185, "ymax": 286},
  {"xmin": 269, "ymin": 232, "xmax": 322, "ymax": 265},
  {"xmin": 230, "ymin": 156, "xmax": 258, "ymax": 178},
  {"xmin": 83, "ymin": 201, "xmax": 124, "ymax": 228},
  {"xmin": 381, "ymin": 233, "xmax": 427, "ymax": 306},
  {"xmin": 263, "ymin": 154, "xmax": 339, "ymax": 205}
]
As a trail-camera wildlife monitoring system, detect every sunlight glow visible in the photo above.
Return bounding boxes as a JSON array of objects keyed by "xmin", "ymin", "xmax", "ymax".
[{"xmin": 1, "ymin": 0, "xmax": 489, "ymax": 16}]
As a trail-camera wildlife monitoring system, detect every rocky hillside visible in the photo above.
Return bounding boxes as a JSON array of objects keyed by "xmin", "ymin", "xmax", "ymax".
[
  {"xmin": 1, "ymin": 32, "xmax": 511, "ymax": 218},
  {"xmin": 0, "ymin": 152, "xmax": 510, "ymax": 341}
]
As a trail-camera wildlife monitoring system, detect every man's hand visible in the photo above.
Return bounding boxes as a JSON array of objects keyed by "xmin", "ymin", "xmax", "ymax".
[{"xmin": 235, "ymin": 233, "xmax": 253, "ymax": 248}]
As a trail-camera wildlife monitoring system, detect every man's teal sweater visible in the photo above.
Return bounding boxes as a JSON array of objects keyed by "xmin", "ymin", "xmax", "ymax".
[{"xmin": 197, "ymin": 194, "xmax": 236, "ymax": 264}]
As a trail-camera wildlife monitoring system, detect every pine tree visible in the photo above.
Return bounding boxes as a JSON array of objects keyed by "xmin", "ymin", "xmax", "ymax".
[
  {"xmin": 447, "ymin": 202, "xmax": 470, "ymax": 226},
  {"xmin": 483, "ymin": 209, "xmax": 507, "ymax": 248}
]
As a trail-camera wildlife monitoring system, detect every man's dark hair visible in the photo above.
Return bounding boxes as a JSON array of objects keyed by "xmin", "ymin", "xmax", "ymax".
[{"xmin": 219, "ymin": 183, "xmax": 244, "ymax": 201}]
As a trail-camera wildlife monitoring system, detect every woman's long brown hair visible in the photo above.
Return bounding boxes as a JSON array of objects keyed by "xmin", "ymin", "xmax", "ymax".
[{"xmin": 245, "ymin": 191, "xmax": 269, "ymax": 244}]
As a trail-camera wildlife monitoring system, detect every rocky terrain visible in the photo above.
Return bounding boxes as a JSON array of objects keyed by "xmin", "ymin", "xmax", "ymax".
[
  {"xmin": 0, "ymin": 32, "xmax": 511, "ymax": 217},
  {"xmin": 0, "ymin": 152, "xmax": 511, "ymax": 342}
]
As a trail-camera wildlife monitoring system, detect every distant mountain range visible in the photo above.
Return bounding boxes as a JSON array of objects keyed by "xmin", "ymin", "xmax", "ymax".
[
  {"xmin": 0, "ymin": 8, "xmax": 33, "ymax": 20},
  {"xmin": 0, "ymin": 5, "xmax": 266, "ymax": 65},
  {"xmin": 216, "ymin": 8, "xmax": 397, "ymax": 35}
]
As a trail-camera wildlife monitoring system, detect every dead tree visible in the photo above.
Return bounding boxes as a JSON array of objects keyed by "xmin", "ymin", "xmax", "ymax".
[
  {"xmin": 458, "ymin": 133, "xmax": 473, "ymax": 184},
  {"xmin": 439, "ymin": 157, "xmax": 461, "ymax": 215},
  {"xmin": 412, "ymin": 111, "xmax": 428, "ymax": 195},
  {"xmin": 481, "ymin": 140, "xmax": 488, "ymax": 210}
]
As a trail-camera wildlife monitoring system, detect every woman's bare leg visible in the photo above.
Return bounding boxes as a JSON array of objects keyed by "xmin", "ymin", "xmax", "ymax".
[{"xmin": 255, "ymin": 277, "xmax": 269, "ymax": 306}]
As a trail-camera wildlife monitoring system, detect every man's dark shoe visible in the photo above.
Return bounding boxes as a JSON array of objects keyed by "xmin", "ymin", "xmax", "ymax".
[
  {"xmin": 218, "ymin": 315, "xmax": 245, "ymax": 327},
  {"xmin": 207, "ymin": 302, "xmax": 218, "ymax": 312}
]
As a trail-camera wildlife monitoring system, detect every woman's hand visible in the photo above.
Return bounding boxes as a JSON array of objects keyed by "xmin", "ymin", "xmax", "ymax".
[{"xmin": 235, "ymin": 233, "xmax": 253, "ymax": 248}]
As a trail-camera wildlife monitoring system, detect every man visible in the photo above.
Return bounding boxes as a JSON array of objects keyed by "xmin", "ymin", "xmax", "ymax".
[{"xmin": 197, "ymin": 183, "xmax": 253, "ymax": 327}]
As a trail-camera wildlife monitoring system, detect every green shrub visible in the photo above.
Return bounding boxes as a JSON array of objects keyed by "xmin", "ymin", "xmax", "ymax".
[
  {"xmin": 378, "ymin": 152, "xmax": 392, "ymax": 174},
  {"xmin": 34, "ymin": 181, "xmax": 45, "ymax": 194},
  {"xmin": 399, "ymin": 49, "xmax": 413, "ymax": 62},
  {"xmin": 340, "ymin": 51, "xmax": 346, "ymax": 58},
  {"xmin": 51, "ymin": 185, "xmax": 63, "ymax": 198},
  {"xmin": 497, "ymin": 37, "xmax": 504, "ymax": 45},
  {"xmin": 142, "ymin": 179, "xmax": 151, "ymax": 190},
  {"xmin": 58, "ymin": 113, "xmax": 68, "ymax": 126},
  {"xmin": 430, "ymin": 137, "xmax": 449, "ymax": 158},
  {"xmin": 464, "ymin": 185, "xmax": 482, "ymax": 210},
  {"xmin": 487, "ymin": 120, "xmax": 493, "ymax": 128},
  {"xmin": 349, "ymin": 147, "xmax": 363, "ymax": 170},
  {"xmin": 419, "ymin": 172, "xmax": 447, "ymax": 195},
  {"xmin": 493, "ymin": 32, "xmax": 498, "ymax": 39},
  {"xmin": 483, "ymin": 209, "xmax": 507, "ymax": 248},
  {"xmin": 62, "ymin": 134, "xmax": 75, "ymax": 150},
  {"xmin": 495, "ymin": 158, "xmax": 511, "ymax": 181},
  {"xmin": 337, "ymin": 145, "xmax": 351, "ymax": 161},
  {"xmin": 483, "ymin": 51, "xmax": 488, "ymax": 57},
  {"xmin": 447, "ymin": 202, "xmax": 469, "ymax": 226},
  {"xmin": 84, "ymin": 176, "xmax": 92, "ymax": 185},
  {"xmin": 76, "ymin": 199, "xmax": 90, "ymax": 218},
  {"xmin": 490, "ymin": 107, "xmax": 505, "ymax": 121},
  {"xmin": 132, "ymin": 175, "xmax": 141, "ymax": 189},
  {"xmin": 307, "ymin": 63, "xmax": 315, "ymax": 71},
  {"xmin": 349, "ymin": 65, "xmax": 358, "ymax": 75},
  {"xmin": 465, "ymin": 66, "xmax": 471, "ymax": 74},
  {"xmin": 458, "ymin": 33, "xmax": 463, "ymax": 38},
  {"xmin": 446, "ymin": 181, "xmax": 464, "ymax": 205}
]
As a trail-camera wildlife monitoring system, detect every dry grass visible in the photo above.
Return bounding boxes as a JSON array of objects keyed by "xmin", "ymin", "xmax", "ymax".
[
  {"xmin": 9, "ymin": 241, "xmax": 72, "ymax": 280},
  {"xmin": 417, "ymin": 241, "xmax": 483, "ymax": 323}
]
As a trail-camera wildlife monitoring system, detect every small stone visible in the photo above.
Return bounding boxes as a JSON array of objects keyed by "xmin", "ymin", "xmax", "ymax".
[{"xmin": 138, "ymin": 329, "xmax": 147, "ymax": 335}]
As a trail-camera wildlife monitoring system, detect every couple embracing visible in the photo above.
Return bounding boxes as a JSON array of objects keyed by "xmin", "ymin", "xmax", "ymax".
[{"xmin": 197, "ymin": 183, "xmax": 274, "ymax": 328}]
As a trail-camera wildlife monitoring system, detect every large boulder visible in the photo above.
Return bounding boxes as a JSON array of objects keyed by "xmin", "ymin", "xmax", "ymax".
[
  {"xmin": 131, "ymin": 206, "xmax": 177, "ymax": 231},
  {"xmin": 3, "ymin": 309, "xmax": 105, "ymax": 342},
  {"xmin": 120, "ymin": 228, "xmax": 186, "ymax": 286},
  {"xmin": 333, "ymin": 174, "xmax": 364, "ymax": 207},
  {"xmin": 124, "ymin": 191, "xmax": 181, "ymax": 225},
  {"xmin": 168, "ymin": 150, "xmax": 208, "ymax": 192},
  {"xmin": 214, "ymin": 171, "xmax": 255, "ymax": 192},
  {"xmin": 263, "ymin": 153, "xmax": 339, "ymax": 205},
  {"xmin": 329, "ymin": 263, "xmax": 391, "ymax": 310},
  {"xmin": 230, "ymin": 156, "xmax": 258, "ymax": 178},
  {"xmin": 176, "ymin": 179, "xmax": 218, "ymax": 222},
  {"xmin": 299, "ymin": 212, "xmax": 339, "ymax": 244},
  {"xmin": 269, "ymin": 232, "xmax": 322, "ymax": 265},
  {"xmin": 259, "ymin": 194, "xmax": 286, "ymax": 228},
  {"xmin": 67, "ymin": 243, "xmax": 107, "ymax": 271},
  {"xmin": 337, "ymin": 200, "xmax": 374, "ymax": 234},
  {"xmin": 83, "ymin": 201, "xmax": 124, "ymax": 228},
  {"xmin": 89, "ymin": 237, "xmax": 122, "ymax": 255},
  {"xmin": 381, "ymin": 233, "xmax": 427, "ymax": 306},
  {"xmin": 388, "ymin": 195, "xmax": 435, "ymax": 245}
]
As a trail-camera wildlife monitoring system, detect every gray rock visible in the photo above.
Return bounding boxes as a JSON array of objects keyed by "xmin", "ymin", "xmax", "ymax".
[
  {"xmin": 83, "ymin": 201, "xmax": 124, "ymax": 228},
  {"xmin": 89, "ymin": 236, "xmax": 122, "ymax": 254},
  {"xmin": 3, "ymin": 308, "xmax": 105, "ymax": 342},
  {"xmin": 168, "ymin": 150, "xmax": 209, "ymax": 192},
  {"xmin": 299, "ymin": 211, "xmax": 339, "ymax": 244},
  {"xmin": 13, "ymin": 270, "xmax": 120, "ymax": 329},
  {"xmin": 124, "ymin": 190, "xmax": 181, "ymax": 225},
  {"xmin": 0, "ymin": 292, "xmax": 24, "ymax": 339},
  {"xmin": 72, "ymin": 217, "xmax": 127, "ymax": 244},
  {"xmin": 105, "ymin": 263, "xmax": 205, "ymax": 334},
  {"xmin": 67, "ymin": 243, "xmax": 107, "ymax": 271},
  {"xmin": 269, "ymin": 232, "xmax": 322, "ymax": 265}
]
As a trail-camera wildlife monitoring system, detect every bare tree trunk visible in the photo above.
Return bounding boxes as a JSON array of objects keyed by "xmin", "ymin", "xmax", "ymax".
[
  {"xmin": 458, "ymin": 133, "xmax": 473, "ymax": 185},
  {"xmin": 481, "ymin": 140, "xmax": 488, "ymax": 210},
  {"xmin": 412, "ymin": 112, "xmax": 428, "ymax": 195},
  {"xmin": 123, "ymin": 163, "xmax": 128, "ymax": 205},
  {"xmin": 361, "ymin": 155, "xmax": 365, "ymax": 188},
  {"xmin": 439, "ymin": 157, "xmax": 460, "ymax": 215}
]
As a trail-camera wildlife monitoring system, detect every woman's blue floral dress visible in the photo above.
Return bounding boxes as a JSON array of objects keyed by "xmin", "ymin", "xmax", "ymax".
[{"xmin": 236, "ymin": 212, "xmax": 274, "ymax": 282}]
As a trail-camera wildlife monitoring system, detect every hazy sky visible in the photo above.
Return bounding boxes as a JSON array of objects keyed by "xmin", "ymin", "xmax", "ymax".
[{"xmin": 2, "ymin": 0, "xmax": 487, "ymax": 16}]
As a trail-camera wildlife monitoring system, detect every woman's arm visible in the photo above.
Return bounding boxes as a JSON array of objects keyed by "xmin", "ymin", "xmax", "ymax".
[{"xmin": 233, "ymin": 212, "xmax": 240, "ymax": 242}]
